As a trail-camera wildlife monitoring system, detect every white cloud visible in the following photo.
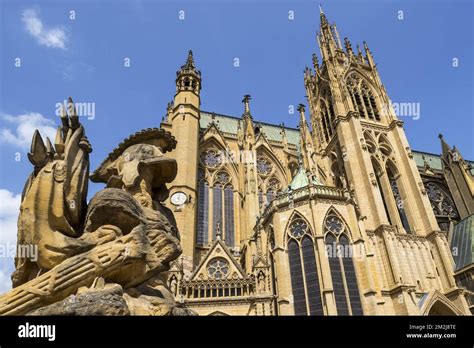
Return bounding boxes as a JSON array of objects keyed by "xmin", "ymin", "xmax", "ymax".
[
  {"xmin": 22, "ymin": 8, "xmax": 67, "ymax": 50},
  {"xmin": 0, "ymin": 112, "xmax": 57, "ymax": 149},
  {"xmin": 0, "ymin": 189, "xmax": 21, "ymax": 294}
]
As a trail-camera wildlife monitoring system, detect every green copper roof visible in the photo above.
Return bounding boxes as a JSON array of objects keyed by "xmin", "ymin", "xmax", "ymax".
[
  {"xmin": 413, "ymin": 151, "xmax": 474, "ymax": 175},
  {"xmin": 200, "ymin": 111, "xmax": 300, "ymax": 146},
  {"xmin": 288, "ymin": 166, "xmax": 322, "ymax": 190},
  {"xmin": 199, "ymin": 112, "xmax": 473, "ymax": 174},
  {"xmin": 451, "ymin": 214, "xmax": 474, "ymax": 272},
  {"xmin": 413, "ymin": 151, "xmax": 444, "ymax": 171}
]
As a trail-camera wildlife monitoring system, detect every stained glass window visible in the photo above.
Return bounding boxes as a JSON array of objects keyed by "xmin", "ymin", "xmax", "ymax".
[
  {"xmin": 201, "ymin": 149, "xmax": 222, "ymax": 168},
  {"xmin": 256, "ymin": 156, "xmax": 272, "ymax": 176},
  {"xmin": 426, "ymin": 182, "xmax": 458, "ymax": 218},
  {"xmin": 196, "ymin": 179, "xmax": 209, "ymax": 245},
  {"xmin": 289, "ymin": 219, "xmax": 308, "ymax": 239},
  {"xmin": 224, "ymin": 186, "xmax": 234, "ymax": 247},
  {"xmin": 301, "ymin": 236, "xmax": 324, "ymax": 315},
  {"xmin": 326, "ymin": 233, "xmax": 349, "ymax": 315},
  {"xmin": 389, "ymin": 177, "xmax": 411, "ymax": 233},
  {"xmin": 213, "ymin": 184, "xmax": 222, "ymax": 240},
  {"xmin": 325, "ymin": 215, "xmax": 344, "ymax": 235},
  {"xmin": 288, "ymin": 239, "xmax": 307, "ymax": 315},
  {"xmin": 287, "ymin": 217, "xmax": 323, "ymax": 316},
  {"xmin": 207, "ymin": 258, "xmax": 229, "ymax": 280},
  {"xmin": 324, "ymin": 213, "xmax": 363, "ymax": 316},
  {"xmin": 339, "ymin": 235, "xmax": 363, "ymax": 315}
]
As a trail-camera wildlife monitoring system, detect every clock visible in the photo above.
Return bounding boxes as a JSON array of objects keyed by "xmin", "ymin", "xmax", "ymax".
[{"xmin": 170, "ymin": 191, "xmax": 187, "ymax": 206}]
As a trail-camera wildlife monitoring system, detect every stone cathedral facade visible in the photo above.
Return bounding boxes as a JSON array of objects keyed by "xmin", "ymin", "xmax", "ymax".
[{"xmin": 159, "ymin": 10, "xmax": 473, "ymax": 316}]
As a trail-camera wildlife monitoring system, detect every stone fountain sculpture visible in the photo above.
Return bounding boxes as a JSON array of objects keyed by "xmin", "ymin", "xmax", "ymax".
[{"xmin": 0, "ymin": 98, "xmax": 194, "ymax": 315}]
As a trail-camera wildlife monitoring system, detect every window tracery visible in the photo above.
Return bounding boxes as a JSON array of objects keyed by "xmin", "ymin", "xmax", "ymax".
[
  {"xmin": 207, "ymin": 258, "xmax": 230, "ymax": 280},
  {"xmin": 201, "ymin": 148, "xmax": 223, "ymax": 168}
]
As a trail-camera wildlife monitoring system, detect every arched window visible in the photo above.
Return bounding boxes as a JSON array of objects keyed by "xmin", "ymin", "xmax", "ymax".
[
  {"xmin": 256, "ymin": 155, "xmax": 281, "ymax": 211},
  {"xmin": 324, "ymin": 212, "xmax": 363, "ymax": 315},
  {"xmin": 372, "ymin": 159, "xmax": 392, "ymax": 225},
  {"xmin": 320, "ymin": 100, "xmax": 334, "ymax": 142},
  {"xmin": 339, "ymin": 235, "xmax": 363, "ymax": 315},
  {"xmin": 347, "ymin": 73, "xmax": 380, "ymax": 121},
  {"xmin": 213, "ymin": 184, "xmax": 223, "ymax": 240},
  {"xmin": 387, "ymin": 167, "xmax": 411, "ymax": 233},
  {"xmin": 224, "ymin": 185, "xmax": 235, "ymax": 247},
  {"xmin": 265, "ymin": 177, "xmax": 281, "ymax": 208},
  {"xmin": 426, "ymin": 182, "xmax": 458, "ymax": 218},
  {"xmin": 196, "ymin": 170, "xmax": 209, "ymax": 246},
  {"xmin": 287, "ymin": 216, "xmax": 324, "ymax": 315}
]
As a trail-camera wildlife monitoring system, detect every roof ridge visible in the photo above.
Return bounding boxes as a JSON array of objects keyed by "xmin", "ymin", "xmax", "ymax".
[{"xmin": 200, "ymin": 110, "xmax": 299, "ymax": 131}]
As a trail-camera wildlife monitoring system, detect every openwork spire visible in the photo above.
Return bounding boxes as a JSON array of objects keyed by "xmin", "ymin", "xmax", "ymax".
[
  {"xmin": 184, "ymin": 50, "xmax": 195, "ymax": 69},
  {"xmin": 177, "ymin": 49, "xmax": 200, "ymax": 77}
]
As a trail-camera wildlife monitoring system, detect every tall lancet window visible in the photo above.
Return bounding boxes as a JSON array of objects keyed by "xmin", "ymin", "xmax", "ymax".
[
  {"xmin": 212, "ymin": 171, "xmax": 235, "ymax": 244},
  {"xmin": 213, "ymin": 183, "xmax": 223, "ymax": 240},
  {"xmin": 196, "ymin": 170, "xmax": 209, "ymax": 246},
  {"xmin": 324, "ymin": 212, "xmax": 363, "ymax": 315},
  {"xmin": 224, "ymin": 185, "xmax": 234, "ymax": 247},
  {"xmin": 347, "ymin": 73, "xmax": 380, "ymax": 121},
  {"xmin": 287, "ymin": 216, "xmax": 324, "ymax": 316},
  {"xmin": 387, "ymin": 168, "xmax": 411, "ymax": 234}
]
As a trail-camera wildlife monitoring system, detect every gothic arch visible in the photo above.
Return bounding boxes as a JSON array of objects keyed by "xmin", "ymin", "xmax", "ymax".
[
  {"xmin": 363, "ymin": 131, "xmax": 377, "ymax": 153},
  {"xmin": 345, "ymin": 68, "xmax": 379, "ymax": 94},
  {"xmin": 385, "ymin": 158, "xmax": 400, "ymax": 178},
  {"xmin": 322, "ymin": 207, "xmax": 352, "ymax": 239},
  {"xmin": 421, "ymin": 291, "xmax": 465, "ymax": 316},
  {"xmin": 200, "ymin": 137, "xmax": 240, "ymax": 189},
  {"xmin": 377, "ymin": 134, "xmax": 393, "ymax": 157},
  {"xmin": 284, "ymin": 211, "xmax": 314, "ymax": 245},
  {"xmin": 255, "ymin": 144, "xmax": 288, "ymax": 183},
  {"xmin": 345, "ymin": 69, "xmax": 381, "ymax": 121}
]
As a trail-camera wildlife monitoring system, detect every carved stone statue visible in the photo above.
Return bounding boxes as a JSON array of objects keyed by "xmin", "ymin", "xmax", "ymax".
[{"xmin": 0, "ymin": 98, "xmax": 194, "ymax": 316}]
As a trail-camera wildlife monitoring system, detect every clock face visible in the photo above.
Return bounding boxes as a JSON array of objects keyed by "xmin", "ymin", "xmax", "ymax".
[{"xmin": 170, "ymin": 192, "xmax": 187, "ymax": 206}]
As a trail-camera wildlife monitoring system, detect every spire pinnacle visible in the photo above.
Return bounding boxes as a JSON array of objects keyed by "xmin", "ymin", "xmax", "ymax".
[
  {"xmin": 242, "ymin": 94, "xmax": 252, "ymax": 116},
  {"xmin": 319, "ymin": 4, "xmax": 328, "ymax": 25},
  {"xmin": 177, "ymin": 49, "xmax": 200, "ymax": 77},
  {"xmin": 344, "ymin": 37, "xmax": 353, "ymax": 55},
  {"xmin": 297, "ymin": 103, "xmax": 307, "ymax": 125},
  {"xmin": 185, "ymin": 50, "xmax": 195, "ymax": 69}
]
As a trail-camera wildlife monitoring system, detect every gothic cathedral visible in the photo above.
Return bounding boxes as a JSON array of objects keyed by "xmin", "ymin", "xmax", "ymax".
[{"xmin": 160, "ymin": 10, "xmax": 473, "ymax": 316}]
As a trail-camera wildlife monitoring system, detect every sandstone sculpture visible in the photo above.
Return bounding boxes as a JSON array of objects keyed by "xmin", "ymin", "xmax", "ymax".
[{"xmin": 0, "ymin": 98, "xmax": 194, "ymax": 316}]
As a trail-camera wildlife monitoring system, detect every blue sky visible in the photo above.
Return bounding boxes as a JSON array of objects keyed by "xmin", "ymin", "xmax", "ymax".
[{"xmin": 0, "ymin": 0, "xmax": 472, "ymax": 291}]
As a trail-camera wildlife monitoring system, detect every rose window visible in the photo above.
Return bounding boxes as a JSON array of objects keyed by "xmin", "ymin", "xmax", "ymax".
[
  {"xmin": 289, "ymin": 219, "xmax": 308, "ymax": 239},
  {"xmin": 215, "ymin": 171, "xmax": 230, "ymax": 185},
  {"xmin": 325, "ymin": 215, "xmax": 344, "ymax": 234},
  {"xmin": 207, "ymin": 258, "xmax": 229, "ymax": 280},
  {"xmin": 201, "ymin": 149, "xmax": 222, "ymax": 168},
  {"xmin": 257, "ymin": 156, "xmax": 272, "ymax": 176}
]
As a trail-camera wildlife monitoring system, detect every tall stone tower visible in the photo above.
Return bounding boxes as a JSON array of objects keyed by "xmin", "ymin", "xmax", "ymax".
[
  {"xmin": 166, "ymin": 50, "xmax": 202, "ymax": 270},
  {"xmin": 305, "ymin": 9, "xmax": 441, "ymax": 236}
]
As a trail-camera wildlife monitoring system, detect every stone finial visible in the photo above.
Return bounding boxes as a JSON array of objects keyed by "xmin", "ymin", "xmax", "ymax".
[{"xmin": 242, "ymin": 94, "xmax": 252, "ymax": 115}]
